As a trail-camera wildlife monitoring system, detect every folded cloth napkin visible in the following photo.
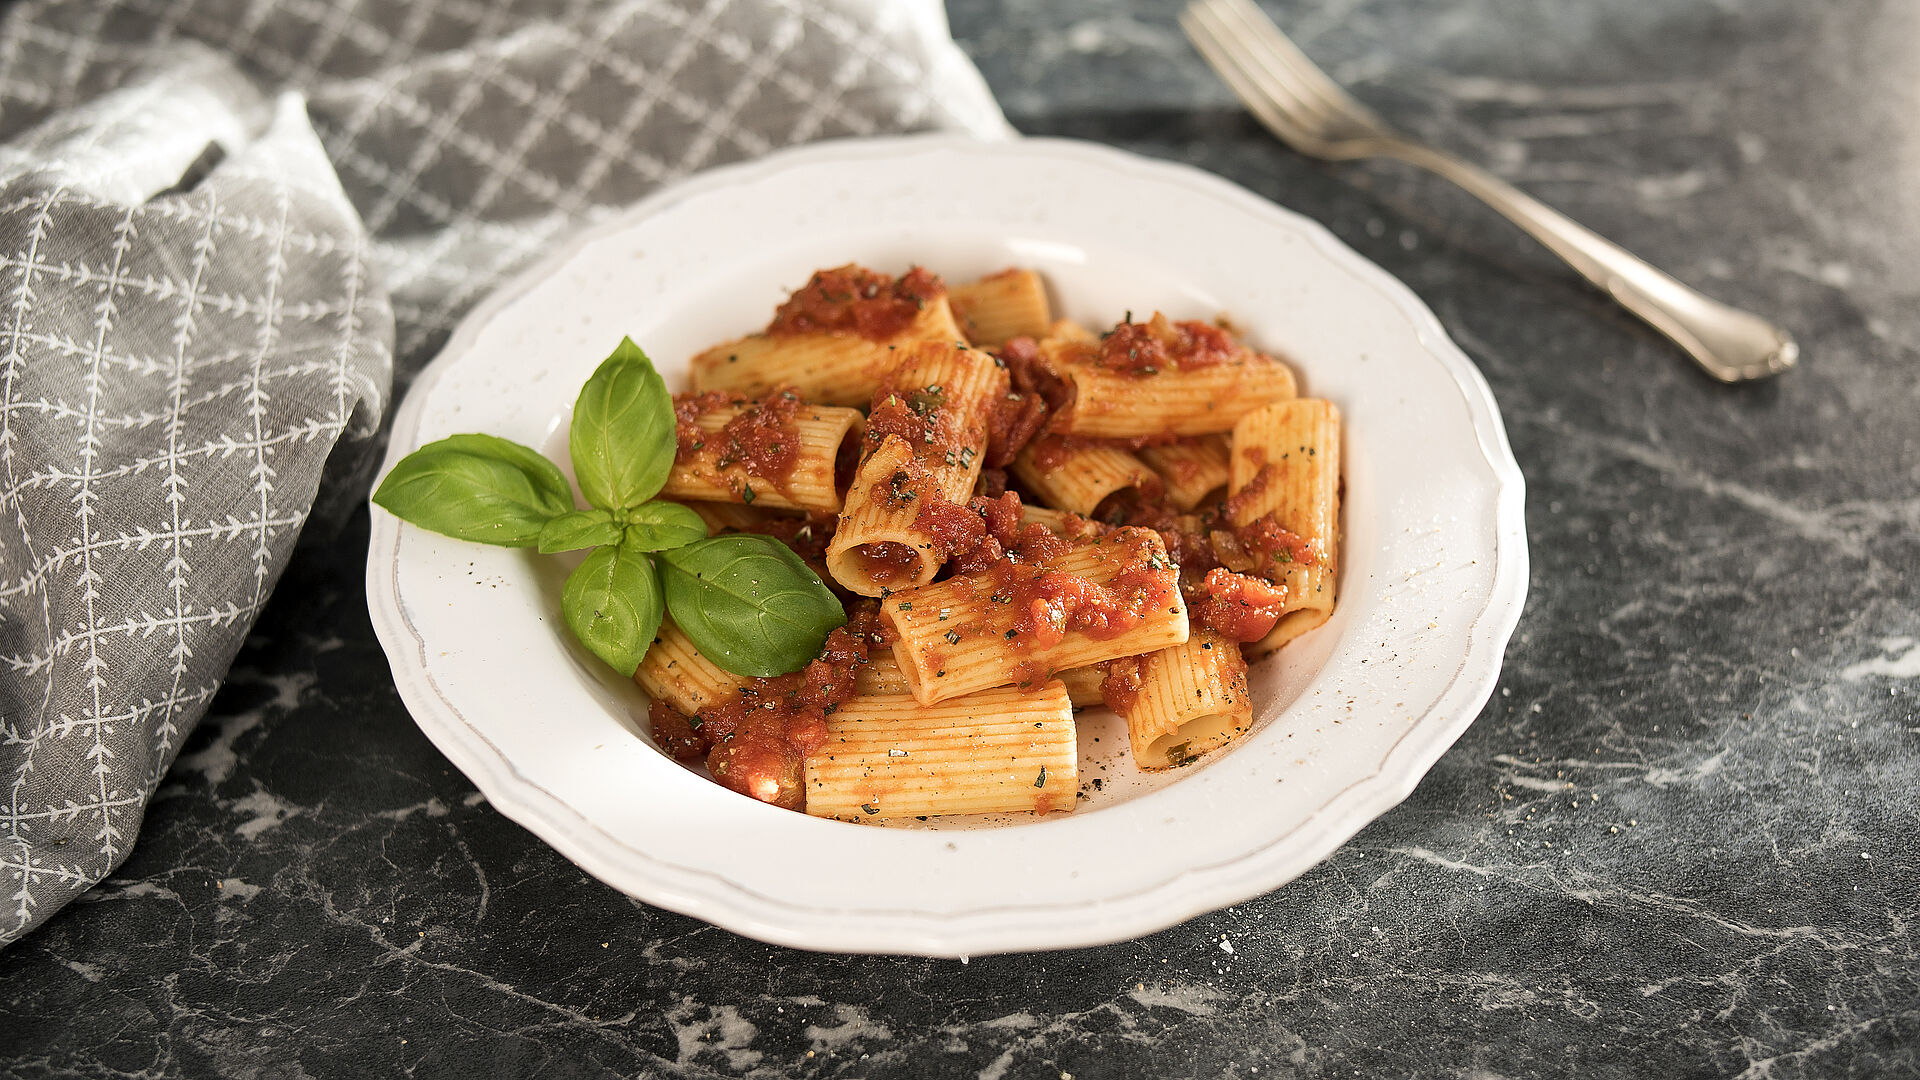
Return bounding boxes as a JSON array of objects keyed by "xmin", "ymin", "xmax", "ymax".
[{"xmin": 0, "ymin": 0, "xmax": 1009, "ymax": 948}]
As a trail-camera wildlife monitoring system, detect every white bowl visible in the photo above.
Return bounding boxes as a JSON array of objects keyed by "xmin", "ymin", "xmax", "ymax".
[{"xmin": 366, "ymin": 134, "xmax": 1528, "ymax": 955}]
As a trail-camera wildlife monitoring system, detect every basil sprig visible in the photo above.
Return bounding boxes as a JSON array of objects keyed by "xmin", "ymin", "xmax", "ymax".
[{"xmin": 372, "ymin": 338, "xmax": 845, "ymax": 678}]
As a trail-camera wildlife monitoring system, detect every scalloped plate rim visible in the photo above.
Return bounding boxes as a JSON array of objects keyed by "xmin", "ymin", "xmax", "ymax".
[{"xmin": 365, "ymin": 133, "xmax": 1528, "ymax": 955}]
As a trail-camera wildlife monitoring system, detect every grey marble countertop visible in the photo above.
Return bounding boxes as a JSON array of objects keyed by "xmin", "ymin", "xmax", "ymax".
[{"xmin": 4, "ymin": 1, "xmax": 1916, "ymax": 1076}]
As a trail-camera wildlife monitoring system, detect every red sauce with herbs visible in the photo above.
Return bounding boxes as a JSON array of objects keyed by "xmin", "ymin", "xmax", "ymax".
[
  {"xmin": 1238, "ymin": 514, "xmax": 1318, "ymax": 568},
  {"xmin": 866, "ymin": 379, "xmax": 974, "ymax": 460},
  {"xmin": 1099, "ymin": 654, "xmax": 1146, "ymax": 716},
  {"xmin": 675, "ymin": 605, "xmax": 889, "ymax": 809},
  {"xmin": 1106, "ymin": 500, "xmax": 1221, "ymax": 579},
  {"xmin": 913, "ymin": 494, "xmax": 986, "ymax": 563},
  {"xmin": 999, "ymin": 336, "xmax": 1063, "ymax": 398},
  {"xmin": 979, "ymin": 528, "xmax": 1172, "ymax": 654},
  {"xmin": 673, "ymin": 390, "xmax": 742, "ymax": 457},
  {"xmin": 1089, "ymin": 315, "xmax": 1238, "ymax": 376},
  {"xmin": 1188, "ymin": 567, "xmax": 1289, "ymax": 642},
  {"xmin": 766, "ymin": 265, "xmax": 944, "ymax": 340},
  {"xmin": 673, "ymin": 388, "xmax": 804, "ymax": 496},
  {"xmin": 857, "ymin": 542, "xmax": 921, "ymax": 586},
  {"xmin": 985, "ymin": 391, "xmax": 1049, "ymax": 467}
]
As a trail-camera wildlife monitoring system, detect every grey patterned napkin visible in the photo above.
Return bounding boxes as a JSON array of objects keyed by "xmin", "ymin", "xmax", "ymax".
[{"xmin": 0, "ymin": 0, "xmax": 1008, "ymax": 948}]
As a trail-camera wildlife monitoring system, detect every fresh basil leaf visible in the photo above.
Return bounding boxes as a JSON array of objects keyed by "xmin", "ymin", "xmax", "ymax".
[
  {"xmin": 658, "ymin": 535, "xmax": 845, "ymax": 678},
  {"xmin": 372, "ymin": 433, "xmax": 572, "ymax": 547},
  {"xmin": 570, "ymin": 337, "xmax": 675, "ymax": 511},
  {"xmin": 561, "ymin": 543, "xmax": 663, "ymax": 676},
  {"xmin": 537, "ymin": 508, "xmax": 623, "ymax": 554},
  {"xmin": 623, "ymin": 501, "xmax": 710, "ymax": 552}
]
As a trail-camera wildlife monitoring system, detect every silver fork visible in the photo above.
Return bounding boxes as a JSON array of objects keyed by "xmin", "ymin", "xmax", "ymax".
[{"xmin": 1180, "ymin": 0, "xmax": 1797, "ymax": 382}]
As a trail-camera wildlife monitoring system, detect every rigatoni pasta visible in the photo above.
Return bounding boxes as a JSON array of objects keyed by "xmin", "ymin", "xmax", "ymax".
[
  {"xmin": 689, "ymin": 265, "xmax": 967, "ymax": 406},
  {"xmin": 825, "ymin": 340, "xmax": 1006, "ymax": 595},
  {"xmin": 629, "ymin": 261, "xmax": 1344, "ymax": 821},
  {"xmin": 1228, "ymin": 398, "xmax": 1342, "ymax": 654},
  {"xmin": 663, "ymin": 391, "xmax": 864, "ymax": 512},
  {"xmin": 1056, "ymin": 664, "xmax": 1108, "ymax": 709},
  {"xmin": 635, "ymin": 618, "xmax": 752, "ymax": 716},
  {"xmin": 1046, "ymin": 313, "xmax": 1296, "ymax": 438},
  {"xmin": 1106, "ymin": 630, "xmax": 1252, "ymax": 770},
  {"xmin": 881, "ymin": 528, "xmax": 1187, "ymax": 705},
  {"xmin": 949, "ymin": 268, "xmax": 1052, "ymax": 346},
  {"xmin": 1010, "ymin": 436, "xmax": 1162, "ymax": 517},
  {"xmin": 803, "ymin": 682, "xmax": 1076, "ymax": 821},
  {"xmin": 1139, "ymin": 435, "xmax": 1231, "ymax": 511}
]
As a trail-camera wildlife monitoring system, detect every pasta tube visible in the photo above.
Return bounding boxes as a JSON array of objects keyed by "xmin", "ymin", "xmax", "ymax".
[
  {"xmin": 1229, "ymin": 399, "xmax": 1342, "ymax": 654},
  {"xmin": 662, "ymin": 393, "xmax": 864, "ymax": 513},
  {"xmin": 1108, "ymin": 630, "xmax": 1253, "ymax": 770},
  {"xmin": 1139, "ymin": 435, "xmax": 1231, "ymax": 511},
  {"xmin": 635, "ymin": 618, "xmax": 751, "ymax": 716},
  {"xmin": 853, "ymin": 649, "xmax": 912, "ymax": 697},
  {"xmin": 803, "ymin": 682, "xmax": 1078, "ymax": 821},
  {"xmin": 949, "ymin": 268, "xmax": 1052, "ymax": 346},
  {"xmin": 1056, "ymin": 664, "xmax": 1107, "ymax": 709},
  {"xmin": 1048, "ymin": 314, "xmax": 1296, "ymax": 438},
  {"xmin": 1010, "ymin": 437, "xmax": 1162, "ymax": 517},
  {"xmin": 882, "ymin": 527, "xmax": 1188, "ymax": 705},
  {"xmin": 825, "ymin": 340, "xmax": 1007, "ymax": 595},
  {"xmin": 688, "ymin": 266, "xmax": 968, "ymax": 406}
]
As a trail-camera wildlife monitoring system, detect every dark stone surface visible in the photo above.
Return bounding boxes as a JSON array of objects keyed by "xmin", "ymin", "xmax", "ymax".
[{"xmin": 4, "ymin": 1, "xmax": 1916, "ymax": 1076}]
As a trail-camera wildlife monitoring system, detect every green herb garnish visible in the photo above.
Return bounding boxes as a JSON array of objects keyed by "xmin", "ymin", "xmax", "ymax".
[{"xmin": 374, "ymin": 337, "xmax": 844, "ymax": 678}]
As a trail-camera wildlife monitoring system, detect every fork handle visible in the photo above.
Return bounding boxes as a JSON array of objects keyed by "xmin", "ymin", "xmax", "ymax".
[{"xmin": 1378, "ymin": 139, "xmax": 1796, "ymax": 382}]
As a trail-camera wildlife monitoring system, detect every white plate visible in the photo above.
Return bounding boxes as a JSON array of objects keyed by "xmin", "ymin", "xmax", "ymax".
[{"xmin": 366, "ymin": 135, "xmax": 1527, "ymax": 956}]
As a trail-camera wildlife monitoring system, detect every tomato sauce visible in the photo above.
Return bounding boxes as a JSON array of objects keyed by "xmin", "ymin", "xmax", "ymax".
[
  {"xmin": 766, "ymin": 265, "xmax": 945, "ymax": 340},
  {"xmin": 1222, "ymin": 452, "xmax": 1272, "ymax": 524},
  {"xmin": 977, "ymin": 528, "xmax": 1172, "ymax": 658},
  {"xmin": 999, "ymin": 335, "xmax": 1072, "ymax": 411},
  {"xmin": 1107, "ymin": 500, "xmax": 1221, "ymax": 579},
  {"xmin": 1238, "ymin": 514, "xmax": 1318, "ymax": 569},
  {"xmin": 866, "ymin": 378, "xmax": 974, "ymax": 460},
  {"xmin": 673, "ymin": 390, "xmax": 742, "ymax": 457},
  {"xmin": 858, "ymin": 542, "xmax": 921, "ymax": 587},
  {"xmin": 1188, "ymin": 567, "xmax": 1289, "ymax": 642},
  {"xmin": 913, "ymin": 493, "xmax": 985, "ymax": 563},
  {"xmin": 1085, "ymin": 314, "xmax": 1239, "ymax": 377},
  {"xmin": 985, "ymin": 390, "xmax": 1049, "ymax": 468},
  {"xmin": 680, "ymin": 604, "xmax": 889, "ymax": 810},
  {"xmin": 673, "ymin": 387, "xmax": 804, "ymax": 496},
  {"xmin": 1099, "ymin": 654, "xmax": 1145, "ymax": 716},
  {"xmin": 1100, "ymin": 497, "xmax": 1311, "ymax": 641}
]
